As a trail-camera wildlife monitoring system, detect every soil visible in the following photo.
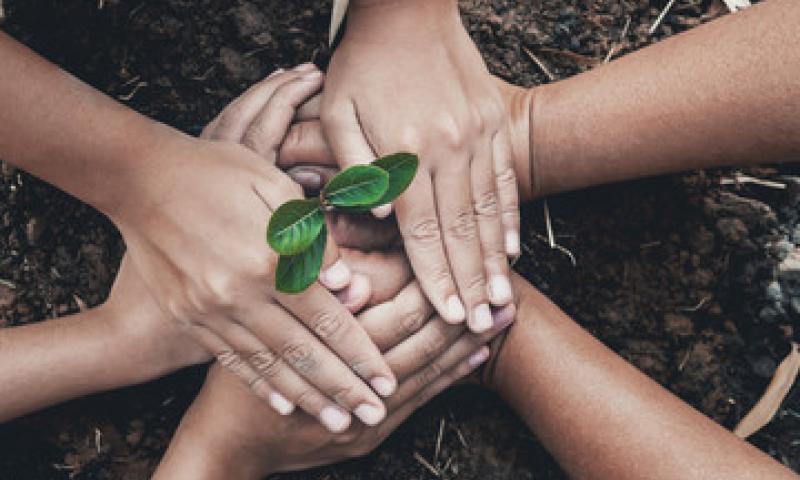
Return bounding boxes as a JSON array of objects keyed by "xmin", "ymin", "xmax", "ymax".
[{"xmin": 1, "ymin": 0, "xmax": 798, "ymax": 479}]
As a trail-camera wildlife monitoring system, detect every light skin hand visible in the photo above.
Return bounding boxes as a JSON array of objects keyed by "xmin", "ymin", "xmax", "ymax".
[
  {"xmin": 154, "ymin": 249, "xmax": 514, "ymax": 480},
  {"xmin": 321, "ymin": 0, "xmax": 518, "ymax": 333},
  {"xmin": 118, "ymin": 65, "xmax": 398, "ymax": 433}
]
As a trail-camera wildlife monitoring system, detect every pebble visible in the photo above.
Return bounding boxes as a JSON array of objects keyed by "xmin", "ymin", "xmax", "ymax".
[
  {"xmin": 766, "ymin": 281, "xmax": 783, "ymax": 303},
  {"xmin": 773, "ymin": 239, "xmax": 795, "ymax": 261},
  {"xmin": 789, "ymin": 297, "xmax": 800, "ymax": 316}
]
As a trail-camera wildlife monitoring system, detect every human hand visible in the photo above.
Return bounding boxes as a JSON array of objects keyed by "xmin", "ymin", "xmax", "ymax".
[
  {"xmin": 154, "ymin": 250, "xmax": 515, "ymax": 480},
  {"xmin": 321, "ymin": 0, "xmax": 520, "ymax": 333},
  {"xmin": 115, "ymin": 65, "xmax": 397, "ymax": 432}
]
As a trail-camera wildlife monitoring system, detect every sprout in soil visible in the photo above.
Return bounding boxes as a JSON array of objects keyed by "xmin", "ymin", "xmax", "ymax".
[{"xmin": 267, "ymin": 152, "xmax": 418, "ymax": 293}]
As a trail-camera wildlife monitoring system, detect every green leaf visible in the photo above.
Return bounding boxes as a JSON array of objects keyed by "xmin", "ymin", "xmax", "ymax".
[
  {"xmin": 275, "ymin": 225, "xmax": 327, "ymax": 294},
  {"xmin": 372, "ymin": 152, "xmax": 419, "ymax": 205},
  {"xmin": 322, "ymin": 165, "xmax": 389, "ymax": 208},
  {"xmin": 267, "ymin": 198, "xmax": 325, "ymax": 256}
]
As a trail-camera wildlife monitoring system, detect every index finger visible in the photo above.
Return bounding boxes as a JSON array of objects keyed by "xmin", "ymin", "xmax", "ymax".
[{"xmin": 276, "ymin": 284, "xmax": 398, "ymax": 398}]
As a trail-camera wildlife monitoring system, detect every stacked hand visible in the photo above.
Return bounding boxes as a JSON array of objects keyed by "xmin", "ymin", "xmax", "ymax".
[{"xmin": 116, "ymin": 64, "xmax": 397, "ymax": 433}]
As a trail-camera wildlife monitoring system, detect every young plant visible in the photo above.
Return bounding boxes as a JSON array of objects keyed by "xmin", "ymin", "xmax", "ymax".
[{"xmin": 267, "ymin": 152, "xmax": 418, "ymax": 293}]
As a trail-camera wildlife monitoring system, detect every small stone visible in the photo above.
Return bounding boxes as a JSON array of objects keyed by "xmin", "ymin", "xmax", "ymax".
[
  {"xmin": 791, "ymin": 297, "xmax": 800, "ymax": 316},
  {"xmin": 26, "ymin": 216, "xmax": 47, "ymax": 245},
  {"xmin": 766, "ymin": 281, "xmax": 783, "ymax": 302},
  {"xmin": 773, "ymin": 239, "xmax": 795, "ymax": 261}
]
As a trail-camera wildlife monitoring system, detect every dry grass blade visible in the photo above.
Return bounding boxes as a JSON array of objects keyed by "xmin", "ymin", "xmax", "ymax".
[
  {"xmin": 330, "ymin": 0, "xmax": 349, "ymax": 45},
  {"xmin": 734, "ymin": 342, "xmax": 800, "ymax": 438},
  {"xmin": 0, "ymin": 0, "xmax": 5, "ymax": 22},
  {"xmin": 720, "ymin": 174, "xmax": 786, "ymax": 190},
  {"xmin": 649, "ymin": 0, "xmax": 678, "ymax": 35},
  {"xmin": 413, "ymin": 452, "xmax": 440, "ymax": 477},
  {"xmin": 604, "ymin": 16, "xmax": 631, "ymax": 63},
  {"xmin": 522, "ymin": 47, "xmax": 556, "ymax": 82}
]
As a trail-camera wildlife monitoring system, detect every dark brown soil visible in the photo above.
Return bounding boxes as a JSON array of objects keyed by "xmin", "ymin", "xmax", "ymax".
[{"xmin": 1, "ymin": 0, "xmax": 798, "ymax": 479}]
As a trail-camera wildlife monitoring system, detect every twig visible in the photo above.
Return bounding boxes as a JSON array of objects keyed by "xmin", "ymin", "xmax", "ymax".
[
  {"xmin": 720, "ymin": 174, "xmax": 786, "ymax": 190},
  {"xmin": 531, "ymin": 233, "xmax": 577, "ymax": 266},
  {"xmin": 678, "ymin": 347, "xmax": 692, "ymax": 372},
  {"xmin": 543, "ymin": 199, "xmax": 555, "ymax": 248},
  {"xmin": 117, "ymin": 81, "xmax": 148, "ymax": 102},
  {"xmin": 98, "ymin": 0, "xmax": 104, "ymax": 9},
  {"xmin": 434, "ymin": 418, "xmax": 445, "ymax": 464},
  {"xmin": 676, "ymin": 295, "xmax": 711, "ymax": 312},
  {"xmin": 453, "ymin": 424, "xmax": 469, "ymax": 448},
  {"xmin": 604, "ymin": 16, "xmax": 631, "ymax": 63},
  {"xmin": 522, "ymin": 47, "xmax": 556, "ymax": 82},
  {"xmin": 413, "ymin": 452, "xmax": 440, "ymax": 477},
  {"xmin": 649, "ymin": 0, "xmax": 678, "ymax": 35}
]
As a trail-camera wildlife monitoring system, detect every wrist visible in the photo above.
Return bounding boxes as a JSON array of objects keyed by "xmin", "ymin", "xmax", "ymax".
[{"xmin": 346, "ymin": 0, "xmax": 460, "ymax": 41}]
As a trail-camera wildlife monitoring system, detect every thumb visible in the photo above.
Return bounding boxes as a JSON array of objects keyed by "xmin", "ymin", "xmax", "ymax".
[
  {"xmin": 321, "ymin": 102, "xmax": 394, "ymax": 219},
  {"xmin": 318, "ymin": 228, "xmax": 352, "ymax": 291}
]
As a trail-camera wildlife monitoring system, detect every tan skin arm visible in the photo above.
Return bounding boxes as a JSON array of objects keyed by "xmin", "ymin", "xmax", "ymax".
[
  {"xmin": 285, "ymin": 0, "xmax": 800, "ymax": 203},
  {"xmin": 506, "ymin": 0, "xmax": 800, "ymax": 201},
  {"xmin": 488, "ymin": 275, "xmax": 797, "ymax": 480}
]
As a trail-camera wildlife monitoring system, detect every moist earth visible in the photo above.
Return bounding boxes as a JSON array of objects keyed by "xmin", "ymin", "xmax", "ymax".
[{"xmin": 0, "ymin": 0, "xmax": 798, "ymax": 478}]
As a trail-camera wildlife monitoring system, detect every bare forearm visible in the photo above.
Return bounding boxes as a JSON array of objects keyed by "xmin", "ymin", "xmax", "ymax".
[
  {"xmin": 509, "ymin": 0, "xmax": 800, "ymax": 201},
  {"xmin": 0, "ymin": 32, "xmax": 177, "ymax": 217},
  {"xmin": 0, "ymin": 306, "xmax": 181, "ymax": 422},
  {"xmin": 492, "ymin": 277, "xmax": 796, "ymax": 479}
]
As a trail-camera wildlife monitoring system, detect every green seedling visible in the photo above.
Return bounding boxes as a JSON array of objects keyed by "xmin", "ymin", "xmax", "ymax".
[{"xmin": 267, "ymin": 152, "xmax": 418, "ymax": 293}]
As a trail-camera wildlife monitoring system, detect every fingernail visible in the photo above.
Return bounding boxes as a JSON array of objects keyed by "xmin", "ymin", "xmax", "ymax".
[
  {"xmin": 319, "ymin": 260, "xmax": 352, "ymax": 290},
  {"xmin": 269, "ymin": 392, "xmax": 295, "ymax": 416},
  {"xmin": 354, "ymin": 403, "xmax": 385, "ymax": 426},
  {"xmin": 294, "ymin": 62, "xmax": 317, "ymax": 72},
  {"xmin": 370, "ymin": 376, "xmax": 396, "ymax": 397},
  {"xmin": 490, "ymin": 275, "xmax": 513, "ymax": 306},
  {"xmin": 371, "ymin": 204, "xmax": 392, "ymax": 219},
  {"xmin": 506, "ymin": 230, "xmax": 520, "ymax": 257},
  {"xmin": 470, "ymin": 303, "xmax": 493, "ymax": 333},
  {"xmin": 320, "ymin": 406, "xmax": 351, "ymax": 433},
  {"xmin": 468, "ymin": 346, "xmax": 491, "ymax": 368},
  {"xmin": 289, "ymin": 168, "xmax": 323, "ymax": 190},
  {"xmin": 492, "ymin": 303, "xmax": 516, "ymax": 329},
  {"xmin": 300, "ymin": 70, "xmax": 322, "ymax": 81},
  {"xmin": 446, "ymin": 295, "xmax": 466, "ymax": 323}
]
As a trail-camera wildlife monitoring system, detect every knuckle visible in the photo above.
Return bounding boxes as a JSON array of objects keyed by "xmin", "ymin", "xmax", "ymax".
[
  {"xmin": 447, "ymin": 211, "xmax": 477, "ymax": 240},
  {"xmin": 421, "ymin": 332, "xmax": 447, "ymax": 359},
  {"xmin": 247, "ymin": 250, "xmax": 278, "ymax": 278},
  {"xmin": 311, "ymin": 310, "xmax": 348, "ymax": 341},
  {"xmin": 281, "ymin": 341, "xmax": 317, "ymax": 373},
  {"xmin": 396, "ymin": 127, "xmax": 422, "ymax": 152},
  {"xmin": 202, "ymin": 274, "xmax": 240, "ymax": 309},
  {"xmin": 465, "ymin": 273, "xmax": 487, "ymax": 297},
  {"xmin": 330, "ymin": 384, "xmax": 360, "ymax": 408},
  {"xmin": 496, "ymin": 166, "xmax": 517, "ymax": 190},
  {"xmin": 474, "ymin": 190, "xmax": 499, "ymax": 217},
  {"xmin": 479, "ymin": 101, "xmax": 503, "ymax": 128},
  {"xmin": 217, "ymin": 350, "xmax": 250, "ymax": 378},
  {"xmin": 249, "ymin": 350, "xmax": 281, "ymax": 378},
  {"xmin": 435, "ymin": 116, "xmax": 466, "ymax": 150},
  {"xmin": 406, "ymin": 217, "xmax": 441, "ymax": 244},
  {"xmin": 417, "ymin": 361, "xmax": 443, "ymax": 389},
  {"xmin": 397, "ymin": 306, "xmax": 426, "ymax": 337}
]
